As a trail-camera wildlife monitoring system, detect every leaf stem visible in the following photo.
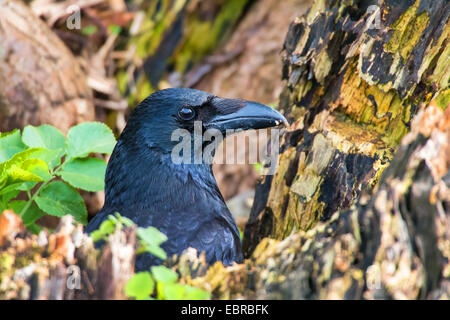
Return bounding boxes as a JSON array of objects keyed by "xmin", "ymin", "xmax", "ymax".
[
  {"xmin": 19, "ymin": 180, "xmax": 49, "ymax": 217},
  {"xmin": 19, "ymin": 160, "xmax": 65, "ymax": 217}
]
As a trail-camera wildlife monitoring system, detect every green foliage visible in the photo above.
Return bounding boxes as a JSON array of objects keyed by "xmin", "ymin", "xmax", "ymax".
[
  {"xmin": 90, "ymin": 213, "xmax": 134, "ymax": 242},
  {"xmin": 22, "ymin": 125, "xmax": 66, "ymax": 152},
  {"xmin": 125, "ymin": 272, "xmax": 154, "ymax": 300},
  {"xmin": 66, "ymin": 122, "xmax": 116, "ymax": 158},
  {"xmin": 0, "ymin": 122, "xmax": 116, "ymax": 230},
  {"xmin": 127, "ymin": 265, "xmax": 210, "ymax": 300},
  {"xmin": 152, "ymin": 264, "xmax": 210, "ymax": 300},
  {"xmin": 2, "ymin": 122, "xmax": 209, "ymax": 300},
  {"xmin": 0, "ymin": 130, "xmax": 27, "ymax": 163},
  {"xmin": 91, "ymin": 213, "xmax": 168, "ymax": 260},
  {"xmin": 34, "ymin": 181, "xmax": 88, "ymax": 225},
  {"xmin": 151, "ymin": 265, "xmax": 178, "ymax": 283},
  {"xmin": 92, "ymin": 213, "xmax": 210, "ymax": 300},
  {"xmin": 108, "ymin": 24, "xmax": 122, "ymax": 36},
  {"xmin": 58, "ymin": 158, "xmax": 107, "ymax": 192},
  {"xmin": 81, "ymin": 25, "xmax": 98, "ymax": 35},
  {"xmin": 137, "ymin": 226, "xmax": 168, "ymax": 260}
]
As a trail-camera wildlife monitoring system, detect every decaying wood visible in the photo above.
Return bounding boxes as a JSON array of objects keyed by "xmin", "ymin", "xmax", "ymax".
[
  {"xmin": 0, "ymin": 0, "xmax": 95, "ymax": 133},
  {"xmin": 171, "ymin": 0, "xmax": 450, "ymax": 300},
  {"xmin": 193, "ymin": 0, "xmax": 311, "ymax": 201},
  {"xmin": 0, "ymin": 0, "xmax": 448, "ymax": 300},
  {"xmin": 0, "ymin": 212, "xmax": 135, "ymax": 299},
  {"xmin": 243, "ymin": 0, "xmax": 450, "ymax": 255},
  {"xmin": 178, "ymin": 102, "xmax": 449, "ymax": 300}
]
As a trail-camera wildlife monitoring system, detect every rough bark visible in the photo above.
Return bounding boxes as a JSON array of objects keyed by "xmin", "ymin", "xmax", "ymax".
[
  {"xmin": 1, "ymin": 0, "xmax": 448, "ymax": 300},
  {"xmin": 193, "ymin": 0, "xmax": 311, "ymax": 201},
  {"xmin": 3, "ymin": 97, "xmax": 448, "ymax": 300},
  {"xmin": 0, "ymin": 212, "xmax": 135, "ymax": 299},
  {"xmin": 243, "ymin": 0, "xmax": 450, "ymax": 256},
  {"xmin": 179, "ymin": 101, "xmax": 449, "ymax": 300},
  {"xmin": 0, "ymin": 0, "xmax": 95, "ymax": 133}
]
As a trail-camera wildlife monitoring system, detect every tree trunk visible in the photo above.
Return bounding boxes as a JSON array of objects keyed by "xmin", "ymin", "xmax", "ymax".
[
  {"xmin": 1, "ymin": 0, "xmax": 448, "ymax": 300},
  {"xmin": 181, "ymin": 97, "xmax": 449, "ymax": 300},
  {"xmin": 0, "ymin": 0, "xmax": 95, "ymax": 133},
  {"xmin": 194, "ymin": 0, "xmax": 311, "ymax": 202},
  {"xmin": 173, "ymin": 0, "xmax": 449, "ymax": 300},
  {"xmin": 243, "ymin": 0, "xmax": 450, "ymax": 256}
]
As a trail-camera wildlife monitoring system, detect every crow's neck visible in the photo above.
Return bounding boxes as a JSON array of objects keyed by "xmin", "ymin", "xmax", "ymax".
[{"xmin": 103, "ymin": 139, "xmax": 225, "ymax": 211}]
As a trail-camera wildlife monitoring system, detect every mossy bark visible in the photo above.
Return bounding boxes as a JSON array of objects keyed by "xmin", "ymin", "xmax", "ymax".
[
  {"xmin": 179, "ymin": 100, "xmax": 450, "ymax": 300},
  {"xmin": 116, "ymin": 0, "xmax": 251, "ymax": 106},
  {"xmin": 1, "ymin": 0, "xmax": 449, "ymax": 300},
  {"xmin": 243, "ymin": 0, "xmax": 450, "ymax": 256}
]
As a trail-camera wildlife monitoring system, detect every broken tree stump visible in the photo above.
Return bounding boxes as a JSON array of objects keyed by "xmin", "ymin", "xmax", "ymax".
[
  {"xmin": 180, "ymin": 102, "xmax": 449, "ymax": 300},
  {"xmin": 0, "ymin": 212, "xmax": 135, "ymax": 299},
  {"xmin": 243, "ymin": 0, "xmax": 450, "ymax": 256}
]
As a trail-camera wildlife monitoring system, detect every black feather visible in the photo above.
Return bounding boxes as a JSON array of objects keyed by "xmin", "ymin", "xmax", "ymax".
[{"xmin": 85, "ymin": 88, "xmax": 244, "ymax": 270}]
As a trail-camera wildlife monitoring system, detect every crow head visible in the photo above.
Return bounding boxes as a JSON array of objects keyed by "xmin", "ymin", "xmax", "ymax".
[
  {"xmin": 120, "ymin": 88, "xmax": 287, "ymax": 157},
  {"xmin": 92, "ymin": 89, "xmax": 288, "ymax": 267}
]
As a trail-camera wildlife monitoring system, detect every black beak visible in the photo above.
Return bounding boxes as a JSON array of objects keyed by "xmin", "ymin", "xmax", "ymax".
[{"xmin": 206, "ymin": 100, "xmax": 288, "ymax": 132}]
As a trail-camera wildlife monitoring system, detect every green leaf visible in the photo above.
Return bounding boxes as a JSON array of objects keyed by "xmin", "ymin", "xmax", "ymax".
[
  {"xmin": 26, "ymin": 223, "xmax": 43, "ymax": 234},
  {"xmin": 0, "ymin": 130, "xmax": 26, "ymax": 163},
  {"xmin": 67, "ymin": 122, "xmax": 116, "ymax": 158},
  {"xmin": 90, "ymin": 219, "xmax": 116, "ymax": 242},
  {"xmin": 157, "ymin": 283, "xmax": 210, "ymax": 300},
  {"xmin": 137, "ymin": 226, "xmax": 168, "ymax": 260},
  {"xmin": 113, "ymin": 212, "xmax": 134, "ymax": 227},
  {"xmin": 89, "ymin": 213, "xmax": 135, "ymax": 241},
  {"xmin": 34, "ymin": 181, "xmax": 87, "ymax": 224},
  {"xmin": 138, "ymin": 227, "xmax": 168, "ymax": 247},
  {"xmin": 22, "ymin": 125, "xmax": 66, "ymax": 152},
  {"xmin": 158, "ymin": 283, "xmax": 185, "ymax": 300},
  {"xmin": 20, "ymin": 159, "xmax": 51, "ymax": 181},
  {"xmin": 15, "ymin": 182, "xmax": 38, "ymax": 191},
  {"xmin": 0, "ymin": 182, "xmax": 37, "ymax": 205},
  {"xmin": 21, "ymin": 125, "xmax": 65, "ymax": 169},
  {"xmin": 0, "ymin": 189, "xmax": 20, "ymax": 205},
  {"xmin": 108, "ymin": 24, "xmax": 122, "ymax": 35},
  {"xmin": 1, "ymin": 148, "xmax": 46, "ymax": 164},
  {"xmin": 59, "ymin": 158, "xmax": 107, "ymax": 191},
  {"xmin": 81, "ymin": 25, "xmax": 98, "ymax": 35},
  {"xmin": 5, "ymin": 159, "xmax": 49, "ymax": 182},
  {"xmin": 0, "ymin": 182, "xmax": 36, "ymax": 195},
  {"xmin": 8, "ymin": 200, "xmax": 45, "ymax": 226},
  {"xmin": 20, "ymin": 148, "xmax": 61, "ymax": 170},
  {"xmin": 125, "ymin": 272, "xmax": 154, "ymax": 300},
  {"xmin": 184, "ymin": 286, "xmax": 211, "ymax": 300},
  {"xmin": 0, "ymin": 148, "xmax": 58, "ymax": 189},
  {"xmin": 0, "ymin": 153, "xmax": 50, "ymax": 190},
  {"xmin": 151, "ymin": 265, "xmax": 178, "ymax": 283}
]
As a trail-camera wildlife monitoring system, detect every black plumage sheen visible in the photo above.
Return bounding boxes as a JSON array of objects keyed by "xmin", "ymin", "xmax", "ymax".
[{"xmin": 85, "ymin": 88, "xmax": 287, "ymax": 270}]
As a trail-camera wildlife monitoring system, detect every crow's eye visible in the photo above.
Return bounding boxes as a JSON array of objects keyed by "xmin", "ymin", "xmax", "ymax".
[{"xmin": 177, "ymin": 107, "xmax": 196, "ymax": 121}]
